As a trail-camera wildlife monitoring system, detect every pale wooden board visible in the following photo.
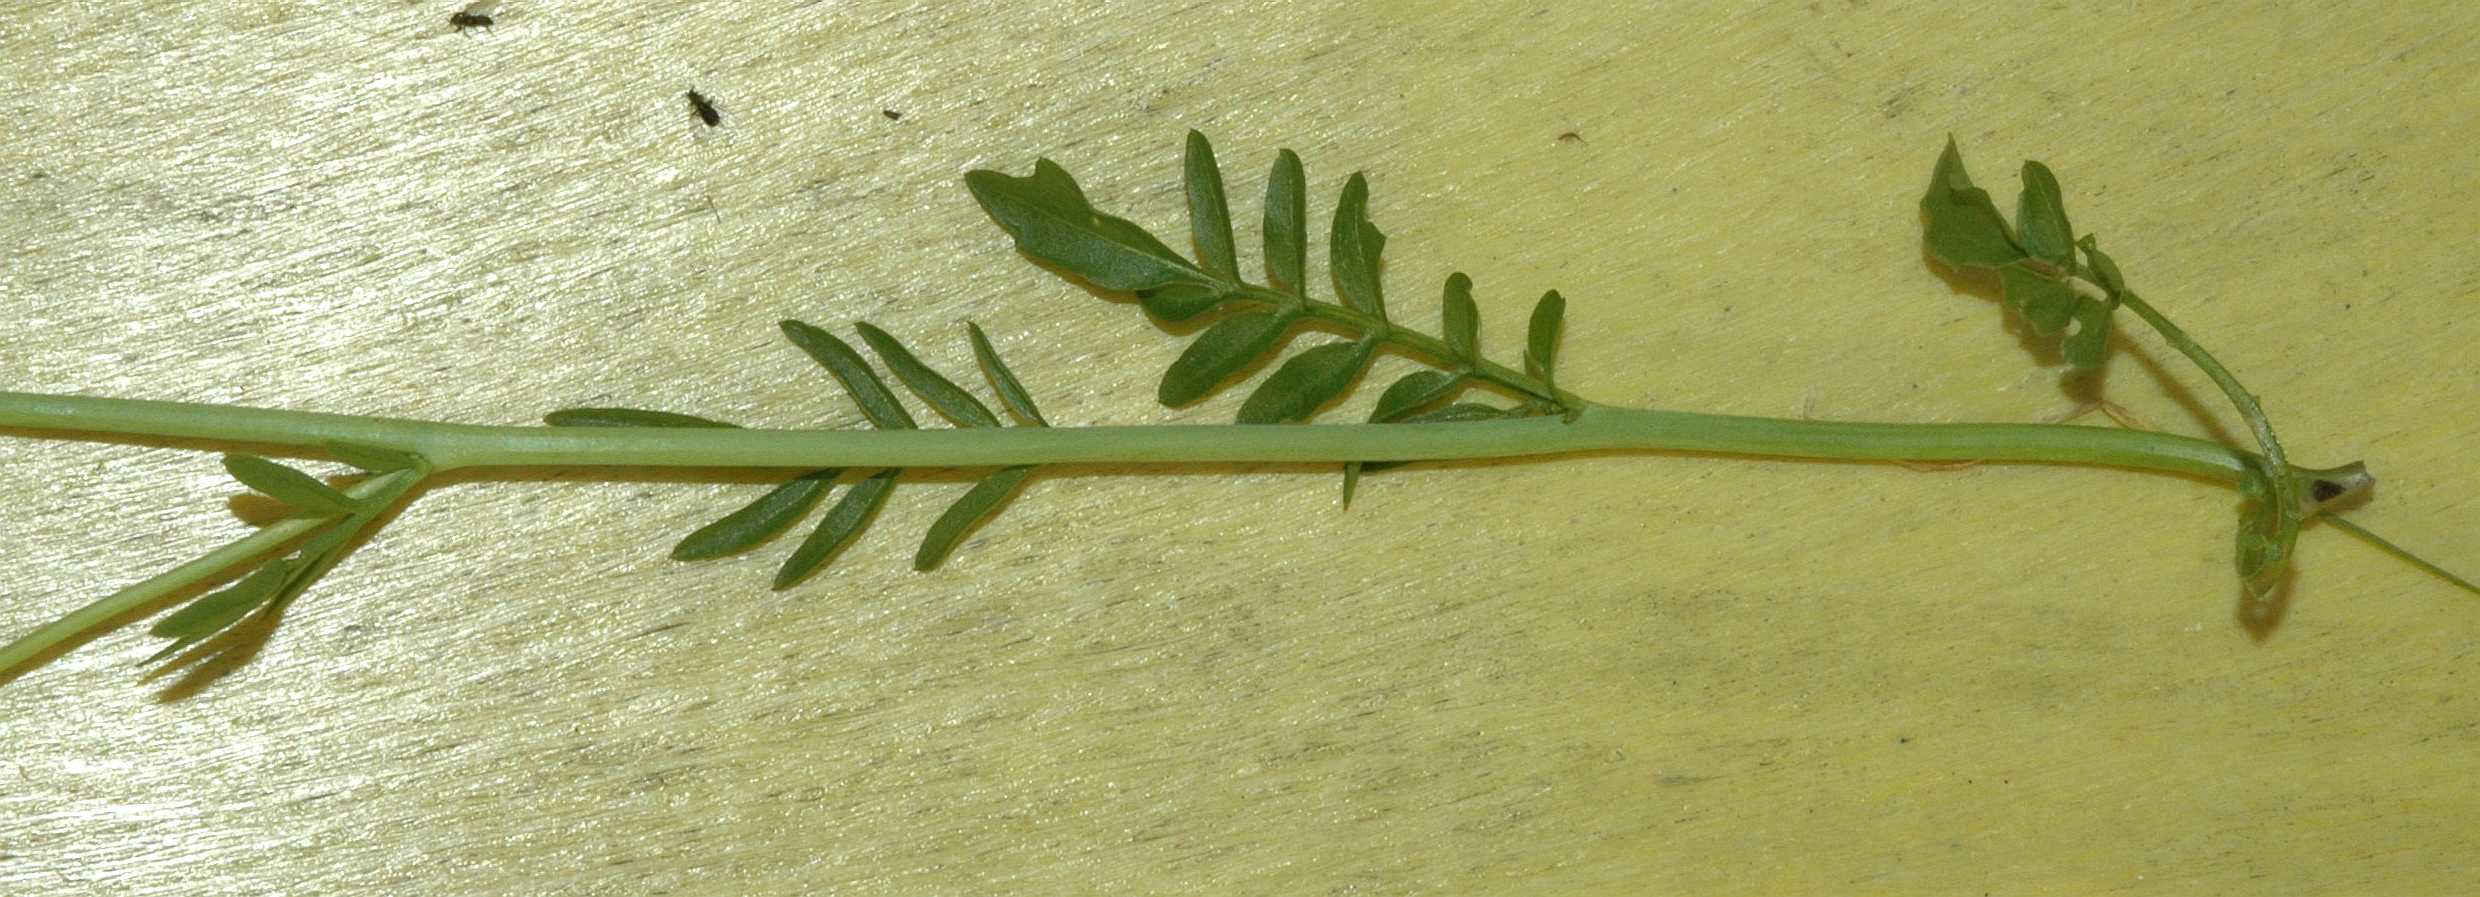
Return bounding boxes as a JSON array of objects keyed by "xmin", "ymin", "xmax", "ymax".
[{"xmin": 3, "ymin": 2, "xmax": 2476, "ymax": 894}]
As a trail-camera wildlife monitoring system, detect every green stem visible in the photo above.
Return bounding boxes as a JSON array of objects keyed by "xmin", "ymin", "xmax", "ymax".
[
  {"xmin": 0, "ymin": 386, "xmax": 2421, "ymax": 680},
  {"xmin": 2113, "ymin": 289, "xmax": 2301, "ymax": 590},
  {"xmin": 3, "ymin": 389, "xmax": 2301, "ymax": 483}
]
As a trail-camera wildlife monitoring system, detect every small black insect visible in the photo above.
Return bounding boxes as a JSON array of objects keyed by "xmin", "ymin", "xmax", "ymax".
[
  {"xmin": 686, "ymin": 90, "xmax": 721, "ymax": 127},
  {"xmin": 882, "ymin": 109, "xmax": 904, "ymax": 121},
  {"xmin": 449, "ymin": 1, "xmax": 499, "ymax": 33}
]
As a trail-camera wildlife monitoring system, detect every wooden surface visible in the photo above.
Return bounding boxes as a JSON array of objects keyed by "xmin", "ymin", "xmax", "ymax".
[{"xmin": 4, "ymin": 3, "xmax": 2476, "ymax": 894}]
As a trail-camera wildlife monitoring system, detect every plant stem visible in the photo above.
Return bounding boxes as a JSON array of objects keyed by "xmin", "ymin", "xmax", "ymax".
[
  {"xmin": 1, "ymin": 389, "xmax": 2307, "ymax": 484},
  {"xmin": 2112, "ymin": 289, "xmax": 2301, "ymax": 590},
  {"xmin": 2109, "ymin": 291, "xmax": 2284, "ymax": 472}
]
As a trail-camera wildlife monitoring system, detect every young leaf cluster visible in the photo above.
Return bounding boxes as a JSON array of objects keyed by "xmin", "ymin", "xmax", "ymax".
[
  {"xmin": 1920, "ymin": 138, "xmax": 2302, "ymax": 598},
  {"xmin": 1919, "ymin": 139, "xmax": 2122, "ymax": 370},
  {"xmin": 549, "ymin": 320, "xmax": 1048, "ymax": 585},
  {"xmin": 147, "ymin": 448, "xmax": 427, "ymax": 664}
]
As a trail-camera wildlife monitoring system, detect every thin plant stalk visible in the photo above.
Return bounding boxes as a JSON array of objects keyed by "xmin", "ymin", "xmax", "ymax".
[{"xmin": 1, "ymin": 389, "xmax": 2296, "ymax": 482}]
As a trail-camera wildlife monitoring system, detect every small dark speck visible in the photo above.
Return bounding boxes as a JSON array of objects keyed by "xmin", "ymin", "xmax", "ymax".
[
  {"xmin": 1556, "ymin": 131, "xmax": 1584, "ymax": 144},
  {"xmin": 2311, "ymin": 480, "xmax": 2345, "ymax": 503},
  {"xmin": 686, "ymin": 90, "xmax": 721, "ymax": 127},
  {"xmin": 882, "ymin": 109, "xmax": 904, "ymax": 121},
  {"xmin": 449, "ymin": 1, "xmax": 498, "ymax": 33},
  {"xmin": 1897, "ymin": 736, "xmax": 1911, "ymax": 744}
]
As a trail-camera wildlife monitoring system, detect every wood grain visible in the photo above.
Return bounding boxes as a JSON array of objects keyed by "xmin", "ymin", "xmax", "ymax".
[{"xmin": 3, "ymin": 2, "xmax": 2474, "ymax": 894}]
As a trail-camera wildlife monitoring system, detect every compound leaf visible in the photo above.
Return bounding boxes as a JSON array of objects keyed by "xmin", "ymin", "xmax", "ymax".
[{"xmin": 1920, "ymin": 143, "xmax": 2126, "ymax": 370}]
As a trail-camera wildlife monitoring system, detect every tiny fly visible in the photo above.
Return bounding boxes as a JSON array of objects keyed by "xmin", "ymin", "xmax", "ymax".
[
  {"xmin": 449, "ymin": 1, "xmax": 499, "ymax": 33},
  {"xmin": 686, "ymin": 90, "xmax": 721, "ymax": 127}
]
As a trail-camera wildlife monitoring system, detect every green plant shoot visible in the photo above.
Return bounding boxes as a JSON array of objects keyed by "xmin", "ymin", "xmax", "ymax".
[{"xmin": 1, "ymin": 133, "xmax": 2470, "ymax": 692}]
